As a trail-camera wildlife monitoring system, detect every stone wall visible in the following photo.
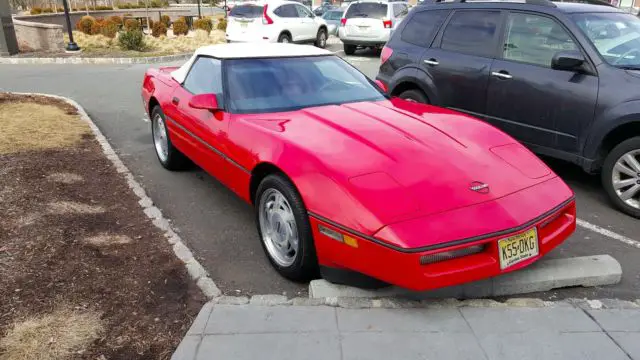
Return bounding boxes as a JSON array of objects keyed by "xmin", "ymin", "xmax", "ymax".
[
  {"xmin": 13, "ymin": 18, "xmax": 64, "ymax": 52},
  {"xmin": 13, "ymin": 8, "xmax": 213, "ymax": 32}
]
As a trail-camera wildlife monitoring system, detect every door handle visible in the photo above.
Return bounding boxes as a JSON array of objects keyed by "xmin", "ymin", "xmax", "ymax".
[
  {"xmin": 172, "ymin": 97, "xmax": 180, "ymax": 105},
  {"xmin": 423, "ymin": 58, "xmax": 439, "ymax": 66},
  {"xmin": 491, "ymin": 71, "xmax": 512, "ymax": 80}
]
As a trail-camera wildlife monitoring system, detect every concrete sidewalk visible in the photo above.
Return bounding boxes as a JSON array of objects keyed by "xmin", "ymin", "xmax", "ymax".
[{"xmin": 172, "ymin": 300, "xmax": 640, "ymax": 360}]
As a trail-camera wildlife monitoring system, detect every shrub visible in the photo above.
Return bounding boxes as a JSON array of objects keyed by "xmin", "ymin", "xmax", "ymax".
[
  {"xmin": 118, "ymin": 3, "xmax": 131, "ymax": 8},
  {"xmin": 172, "ymin": 18, "xmax": 188, "ymax": 36},
  {"xmin": 108, "ymin": 15, "xmax": 123, "ymax": 25},
  {"xmin": 41, "ymin": 7, "xmax": 53, "ymax": 13},
  {"xmin": 100, "ymin": 19, "xmax": 119, "ymax": 38},
  {"xmin": 160, "ymin": 14, "xmax": 170, "ymax": 27},
  {"xmin": 194, "ymin": 18, "xmax": 213, "ymax": 33},
  {"xmin": 91, "ymin": 19, "xmax": 104, "ymax": 35},
  {"xmin": 144, "ymin": 18, "xmax": 154, "ymax": 28},
  {"xmin": 30, "ymin": 6, "xmax": 42, "ymax": 14},
  {"xmin": 216, "ymin": 18, "xmax": 227, "ymax": 31},
  {"xmin": 151, "ymin": 21, "xmax": 167, "ymax": 37},
  {"xmin": 76, "ymin": 15, "xmax": 96, "ymax": 35},
  {"xmin": 118, "ymin": 29, "xmax": 145, "ymax": 51},
  {"xmin": 124, "ymin": 18, "xmax": 140, "ymax": 32},
  {"xmin": 57, "ymin": 7, "xmax": 64, "ymax": 12}
]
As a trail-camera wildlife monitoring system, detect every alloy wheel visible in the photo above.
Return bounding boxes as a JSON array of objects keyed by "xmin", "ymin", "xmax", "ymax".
[
  {"xmin": 258, "ymin": 188, "xmax": 299, "ymax": 267},
  {"xmin": 611, "ymin": 149, "xmax": 640, "ymax": 210},
  {"xmin": 152, "ymin": 114, "xmax": 169, "ymax": 163}
]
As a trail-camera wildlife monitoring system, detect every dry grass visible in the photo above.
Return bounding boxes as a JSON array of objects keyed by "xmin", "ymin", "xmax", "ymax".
[
  {"xmin": 0, "ymin": 102, "xmax": 89, "ymax": 155},
  {"xmin": 0, "ymin": 308, "xmax": 104, "ymax": 360},
  {"xmin": 67, "ymin": 29, "xmax": 225, "ymax": 56}
]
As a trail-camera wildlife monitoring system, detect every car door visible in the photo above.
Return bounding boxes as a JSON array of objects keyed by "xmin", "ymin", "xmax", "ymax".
[
  {"xmin": 170, "ymin": 56, "xmax": 232, "ymax": 181},
  {"xmin": 421, "ymin": 9, "xmax": 502, "ymax": 114},
  {"xmin": 295, "ymin": 4, "xmax": 316, "ymax": 40},
  {"xmin": 274, "ymin": 4, "xmax": 301, "ymax": 38},
  {"xmin": 485, "ymin": 11, "xmax": 598, "ymax": 151}
]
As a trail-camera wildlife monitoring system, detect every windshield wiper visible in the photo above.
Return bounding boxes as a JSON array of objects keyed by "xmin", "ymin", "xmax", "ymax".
[{"xmin": 615, "ymin": 64, "xmax": 640, "ymax": 70}]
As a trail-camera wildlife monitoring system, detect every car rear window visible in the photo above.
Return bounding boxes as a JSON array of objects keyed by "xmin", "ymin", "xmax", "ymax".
[
  {"xmin": 345, "ymin": 3, "xmax": 387, "ymax": 19},
  {"xmin": 230, "ymin": 4, "xmax": 263, "ymax": 18},
  {"xmin": 324, "ymin": 10, "xmax": 343, "ymax": 20},
  {"xmin": 401, "ymin": 10, "xmax": 449, "ymax": 47}
]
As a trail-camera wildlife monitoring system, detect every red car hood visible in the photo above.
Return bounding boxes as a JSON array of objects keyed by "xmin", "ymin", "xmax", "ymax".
[{"xmin": 247, "ymin": 100, "xmax": 557, "ymax": 234}]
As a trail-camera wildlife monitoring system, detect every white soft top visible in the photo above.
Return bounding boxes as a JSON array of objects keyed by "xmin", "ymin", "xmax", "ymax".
[{"xmin": 171, "ymin": 43, "xmax": 332, "ymax": 84}]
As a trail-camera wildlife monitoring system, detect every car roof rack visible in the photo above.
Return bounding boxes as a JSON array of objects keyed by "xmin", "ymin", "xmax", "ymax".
[
  {"xmin": 431, "ymin": 0, "xmax": 556, "ymax": 7},
  {"xmin": 553, "ymin": 0, "xmax": 615, "ymax": 7}
]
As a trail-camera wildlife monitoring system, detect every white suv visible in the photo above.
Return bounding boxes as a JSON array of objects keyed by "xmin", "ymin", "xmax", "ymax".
[
  {"xmin": 338, "ymin": 0, "xmax": 409, "ymax": 55},
  {"xmin": 225, "ymin": 1, "xmax": 329, "ymax": 47}
]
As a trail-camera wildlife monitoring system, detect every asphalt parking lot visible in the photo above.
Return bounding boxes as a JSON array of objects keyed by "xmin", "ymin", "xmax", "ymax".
[{"xmin": 1, "ymin": 41, "xmax": 639, "ymax": 300}]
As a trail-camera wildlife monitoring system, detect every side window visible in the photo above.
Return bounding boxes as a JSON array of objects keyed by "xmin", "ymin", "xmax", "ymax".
[
  {"xmin": 295, "ymin": 4, "xmax": 313, "ymax": 18},
  {"xmin": 274, "ymin": 4, "xmax": 297, "ymax": 18},
  {"xmin": 401, "ymin": 10, "xmax": 449, "ymax": 48},
  {"xmin": 440, "ymin": 10, "xmax": 501, "ymax": 57},
  {"xmin": 502, "ymin": 12, "xmax": 579, "ymax": 67},
  {"xmin": 183, "ymin": 57, "xmax": 224, "ymax": 105}
]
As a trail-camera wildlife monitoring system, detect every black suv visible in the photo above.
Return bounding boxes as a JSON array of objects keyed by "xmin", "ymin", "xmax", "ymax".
[{"xmin": 377, "ymin": 0, "xmax": 640, "ymax": 218}]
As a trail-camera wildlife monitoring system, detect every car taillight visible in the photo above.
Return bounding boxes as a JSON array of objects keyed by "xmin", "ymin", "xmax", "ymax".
[
  {"xmin": 263, "ymin": 4, "xmax": 273, "ymax": 25},
  {"xmin": 380, "ymin": 46, "xmax": 393, "ymax": 64},
  {"xmin": 383, "ymin": 19, "xmax": 392, "ymax": 28},
  {"xmin": 340, "ymin": 18, "xmax": 347, "ymax": 26}
]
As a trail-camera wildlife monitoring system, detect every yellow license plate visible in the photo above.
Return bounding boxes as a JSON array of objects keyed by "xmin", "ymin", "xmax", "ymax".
[{"xmin": 498, "ymin": 228, "xmax": 539, "ymax": 270}]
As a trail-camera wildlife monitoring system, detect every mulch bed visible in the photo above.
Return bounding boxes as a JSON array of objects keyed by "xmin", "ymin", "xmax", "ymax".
[{"xmin": 0, "ymin": 95, "xmax": 205, "ymax": 359}]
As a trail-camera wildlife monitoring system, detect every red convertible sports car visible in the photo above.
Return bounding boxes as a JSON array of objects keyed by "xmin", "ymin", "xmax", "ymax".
[{"xmin": 141, "ymin": 43, "xmax": 576, "ymax": 291}]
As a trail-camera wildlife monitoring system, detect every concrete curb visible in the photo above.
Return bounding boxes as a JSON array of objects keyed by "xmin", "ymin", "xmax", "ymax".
[
  {"xmin": 5, "ymin": 92, "xmax": 223, "ymax": 300},
  {"xmin": 0, "ymin": 53, "xmax": 191, "ymax": 65},
  {"xmin": 309, "ymin": 255, "xmax": 622, "ymax": 300}
]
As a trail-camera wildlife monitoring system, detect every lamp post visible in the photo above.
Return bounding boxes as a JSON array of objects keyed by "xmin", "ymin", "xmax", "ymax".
[
  {"xmin": 197, "ymin": 0, "xmax": 202, "ymax": 18},
  {"xmin": 61, "ymin": 0, "xmax": 80, "ymax": 52}
]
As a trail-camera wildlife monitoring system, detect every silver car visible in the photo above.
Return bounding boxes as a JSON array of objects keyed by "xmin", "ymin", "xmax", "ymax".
[
  {"xmin": 338, "ymin": 0, "xmax": 409, "ymax": 55},
  {"xmin": 322, "ymin": 9, "xmax": 344, "ymax": 36}
]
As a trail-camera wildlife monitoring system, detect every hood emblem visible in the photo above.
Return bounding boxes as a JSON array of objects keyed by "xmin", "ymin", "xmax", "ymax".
[{"xmin": 469, "ymin": 181, "xmax": 490, "ymax": 194}]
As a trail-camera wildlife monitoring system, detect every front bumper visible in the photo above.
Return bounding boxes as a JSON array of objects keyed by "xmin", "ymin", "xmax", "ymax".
[{"xmin": 311, "ymin": 182, "xmax": 576, "ymax": 291}]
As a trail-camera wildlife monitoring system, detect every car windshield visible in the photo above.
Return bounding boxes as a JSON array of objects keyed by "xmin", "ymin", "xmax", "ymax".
[
  {"xmin": 323, "ymin": 10, "xmax": 343, "ymax": 19},
  {"xmin": 571, "ymin": 12, "xmax": 640, "ymax": 68},
  {"xmin": 229, "ymin": 4, "xmax": 263, "ymax": 18},
  {"xmin": 345, "ymin": 3, "xmax": 387, "ymax": 19},
  {"xmin": 225, "ymin": 56, "xmax": 386, "ymax": 113}
]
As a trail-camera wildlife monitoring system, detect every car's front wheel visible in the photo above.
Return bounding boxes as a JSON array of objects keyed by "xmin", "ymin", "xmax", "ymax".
[
  {"xmin": 315, "ymin": 28, "xmax": 327, "ymax": 48},
  {"xmin": 151, "ymin": 106, "xmax": 189, "ymax": 170},
  {"xmin": 255, "ymin": 174, "xmax": 318, "ymax": 281},
  {"xmin": 602, "ymin": 137, "xmax": 640, "ymax": 218}
]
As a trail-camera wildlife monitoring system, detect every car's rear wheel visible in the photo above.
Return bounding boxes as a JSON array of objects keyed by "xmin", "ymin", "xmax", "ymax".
[
  {"xmin": 255, "ymin": 174, "xmax": 318, "ymax": 281},
  {"xmin": 344, "ymin": 44, "xmax": 356, "ymax": 55},
  {"xmin": 315, "ymin": 28, "xmax": 327, "ymax": 48},
  {"xmin": 278, "ymin": 33, "xmax": 292, "ymax": 43},
  {"xmin": 398, "ymin": 89, "xmax": 429, "ymax": 104},
  {"xmin": 602, "ymin": 137, "xmax": 640, "ymax": 218},
  {"xmin": 151, "ymin": 106, "xmax": 189, "ymax": 170}
]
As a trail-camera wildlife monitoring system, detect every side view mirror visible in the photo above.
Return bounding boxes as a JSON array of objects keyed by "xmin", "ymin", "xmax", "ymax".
[
  {"xmin": 551, "ymin": 51, "xmax": 585, "ymax": 71},
  {"xmin": 189, "ymin": 93, "xmax": 220, "ymax": 112}
]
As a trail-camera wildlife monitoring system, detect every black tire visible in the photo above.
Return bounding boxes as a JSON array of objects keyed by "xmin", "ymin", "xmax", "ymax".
[
  {"xmin": 398, "ymin": 89, "xmax": 429, "ymax": 104},
  {"xmin": 151, "ymin": 106, "xmax": 190, "ymax": 171},
  {"xmin": 278, "ymin": 32, "xmax": 292, "ymax": 43},
  {"xmin": 255, "ymin": 174, "xmax": 319, "ymax": 281},
  {"xmin": 315, "ymin": 28, "xmax": 327, "ymax": 48},
  {"xmin": 344, "ymin": 44, "xmax": 356, "ymax": 55},
  {"xmin": 601, "ymin": 136, "xmax": 640, "ymax": 218}
]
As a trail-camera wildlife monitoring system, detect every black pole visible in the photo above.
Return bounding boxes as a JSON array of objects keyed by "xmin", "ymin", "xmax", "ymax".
[
  {"xmin": 197, "ymin": 0, "xmax": 202, "ymax": 18},
  {"xmin": 61, "ymin": 0, "xmax": 80, "ymax": 51}
]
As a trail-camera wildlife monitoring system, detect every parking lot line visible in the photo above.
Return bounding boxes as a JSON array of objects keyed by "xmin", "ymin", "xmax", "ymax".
[{"xmin": 577, "ymin": 218, "xmax": 640, "ymax": 249}]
